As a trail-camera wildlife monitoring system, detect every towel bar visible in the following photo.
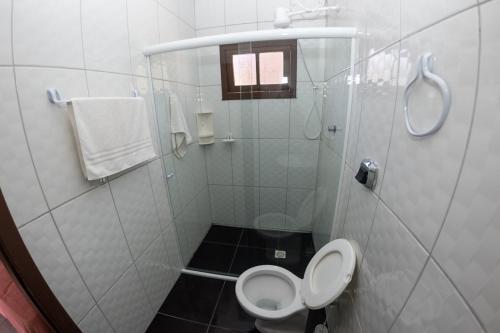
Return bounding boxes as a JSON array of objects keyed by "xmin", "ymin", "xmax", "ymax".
[
  {"xmin": 47, "ymin": 88, "xmax": 140, "ymax": 106},
  {"xmin": 403, "ymin": 52, "xmax": 451, "ymax": 137}
]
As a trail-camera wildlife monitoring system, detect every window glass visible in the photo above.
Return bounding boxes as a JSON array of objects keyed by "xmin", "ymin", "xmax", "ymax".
[
  {"xmin": 259, "ymin": 52, "xmax": 287, "ymax": 85},
  {"xmin": 232, "ymin": 53, "xmax": 257, "ymax": 86}
]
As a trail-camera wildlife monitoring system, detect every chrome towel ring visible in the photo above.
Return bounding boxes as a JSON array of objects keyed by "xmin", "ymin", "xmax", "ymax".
[{"xmin": 403, "ymin": 52, "xmax": 451, "ymax": 137}]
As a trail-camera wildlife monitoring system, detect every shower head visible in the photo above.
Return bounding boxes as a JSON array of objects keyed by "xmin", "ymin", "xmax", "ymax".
[
  {"xmin": 273, "ymin": 7, "xmax": 292, "ymax": 28},
  {"xmin": 273, "ymin": 2, "xmax": 341, "ymax": 29}
]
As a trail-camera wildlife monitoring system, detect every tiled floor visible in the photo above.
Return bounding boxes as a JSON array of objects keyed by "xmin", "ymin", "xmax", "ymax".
[
  {"xmin": 187, "ymin": 225, "xmax": 316, "ymax": 278},
  {"xmin": 147, "ymin": 226, "xmax": 321, "ymax": 333},
  {"xmin": 147, "ymin": 274, "xmax": 258, "ymax": 332},
  {"xmin": 148, "ymin": 273, "xmax": 326, "ymax": 333}
]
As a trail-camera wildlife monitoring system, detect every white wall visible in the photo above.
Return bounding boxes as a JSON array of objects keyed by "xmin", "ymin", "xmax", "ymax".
[
  {"xmin": 194, "ymin": 0, "xmax": 330, "ymax": 232},
  {"xmin": 326, "ymin": 0, "xmax": 500, "ymax": 332},
  {"xmin": 0, "ymin": 0, "xmax": 196, "ymax": 332}
]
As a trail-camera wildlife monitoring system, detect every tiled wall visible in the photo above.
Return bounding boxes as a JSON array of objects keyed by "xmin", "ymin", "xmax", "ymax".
[
  {"xmin": 325, "ymin": 0, "xmax": 500, "ymax": 332},
  {"xmin": 0, "ymin": 0, "xmax": 196, "ymax": 332},
  {"xmin": 194, "ymin": 0, "xmax": 330, "ymax": 232}
]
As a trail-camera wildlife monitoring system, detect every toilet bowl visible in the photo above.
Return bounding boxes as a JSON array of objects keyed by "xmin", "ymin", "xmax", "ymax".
[{"xmin": 235, "ymin": 239, "xmax": 355, "ymax": 333}]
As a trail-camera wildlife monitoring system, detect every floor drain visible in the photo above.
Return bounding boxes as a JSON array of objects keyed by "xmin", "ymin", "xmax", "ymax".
[{"xmin": 274, "ymin": 250, "xmax": 286, "ymax": 259}]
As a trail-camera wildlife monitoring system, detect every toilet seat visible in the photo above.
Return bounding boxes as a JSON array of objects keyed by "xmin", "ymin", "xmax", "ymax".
[{"xmin": 235, "ymin": 239, "xmax": 356, "ymax": 320}]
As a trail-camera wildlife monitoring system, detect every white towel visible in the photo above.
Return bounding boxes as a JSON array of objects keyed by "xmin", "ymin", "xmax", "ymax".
[
  {"xmin": 69, "ymin": 97, "xmax": 157, "ymax": 180},
  {"xmin": 170, "ymin": 94, "xmax": 192, "ymax": 159}
]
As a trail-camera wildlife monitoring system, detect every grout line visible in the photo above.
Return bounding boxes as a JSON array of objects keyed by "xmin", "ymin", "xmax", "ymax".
[
  {"xmin": 206, "ymin": 281, "xmax": 227, "ymax": 332},
  {"xmin": 156, "ymin": 312, "xmax": 209, "ymax": 327},
  {"xmin": 107, "ymin": 182, "xmax": 156, "ymax": 314},
  {"xmin": 430, "ymin": 255, "xmax": 488, "ymax": 333},
  {"xmin": 124, "ymin": 0, "xmax": 135, "ymax": 80},
  {"xmin": 383, "ymin": 5, "xmax": 486, "ymax": 332},
  {"xmin": 227, "ymin": 228, "xmax": 245, "ymax": 274},
  {"xmin": 50, "ymin": 210, "xmax": 118, "ymax": 333},
  {"xmin": 8, "ymin": 8, "xmax": 121, "ymax": 330}
]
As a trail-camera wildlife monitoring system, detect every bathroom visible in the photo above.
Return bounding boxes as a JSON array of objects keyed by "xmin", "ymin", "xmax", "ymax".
[{"xmin": 0, "ymin": 0, "xmax": 498, "ymax": 332}]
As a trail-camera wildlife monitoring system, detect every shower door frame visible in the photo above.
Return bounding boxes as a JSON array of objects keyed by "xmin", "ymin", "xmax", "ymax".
[{"xmin": 143, "ymin": 28, "xmax": 358, "ymax": 280}]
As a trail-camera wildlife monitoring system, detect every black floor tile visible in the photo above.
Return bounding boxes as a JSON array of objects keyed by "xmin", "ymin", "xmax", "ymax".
[
  {"xmin": 188, "ymin": 242, "xmax": 237, "ymax": 274},
  {"xmin": 305, "ymin": 308, "xmax": 326, "ymax": 333},
  {"xmin": 239, "ymin": 228, "xmax": 280, "ymax": 249},
  {"xmin": 275, "ymin": 250, "xmax": 315, "ymax": 278},
  {"xmin": 229, "ymin": 247, "xmax": 276, "ymax": 275},
  {"xmin": 159, "ymin": 274, "xmax": 224, "ymax": 324},
  {"xmin": 278, "ymin": 232, "xmax": 315, "ymax": 254},
  {"xmin": 211, "ymin": 282, "xmax": 256, "ymax": 332},
  {"xmin": 147, "ymin": 314, "xmax": 207, "ymax": 333},
  {"xmin": 208, "ymin": 326, "xmax": 260, "ymax": 333},
  {"xmin": 204, "ymin": 225, "xmax": 244, "ymax": 245}
]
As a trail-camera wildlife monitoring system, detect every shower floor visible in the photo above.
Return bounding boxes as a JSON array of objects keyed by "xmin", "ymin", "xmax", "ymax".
[{"xmin": 187, "ymin": 225, "xmax": 316, "ymax": 278}]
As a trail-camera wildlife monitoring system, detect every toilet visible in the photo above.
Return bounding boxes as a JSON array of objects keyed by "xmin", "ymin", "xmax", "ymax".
[{"xmin": 235, "ymin": 239, "xmax": 356, "ymax": 333}]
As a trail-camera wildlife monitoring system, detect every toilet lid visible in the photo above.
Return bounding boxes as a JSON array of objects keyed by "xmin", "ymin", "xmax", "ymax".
[{"xmin": 301, "ymin": 239, "xmax": 356, "ymax": 309}]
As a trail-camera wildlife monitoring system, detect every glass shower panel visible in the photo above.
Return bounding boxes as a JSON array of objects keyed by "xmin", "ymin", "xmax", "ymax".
[{"xmin": 150, "ymin": 37, "xmax": 353, "ymax": 277}]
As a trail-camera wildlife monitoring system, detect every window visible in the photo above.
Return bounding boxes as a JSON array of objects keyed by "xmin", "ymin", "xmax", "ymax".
[{"xmin": 219, "ymin": 40, "xmax": 297, "ymax": 100}]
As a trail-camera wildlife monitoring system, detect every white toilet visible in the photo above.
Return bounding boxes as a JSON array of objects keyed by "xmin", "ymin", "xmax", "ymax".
[{"xmin": 235, "ymin": 239, "xmax": 356, "ymax": 333}]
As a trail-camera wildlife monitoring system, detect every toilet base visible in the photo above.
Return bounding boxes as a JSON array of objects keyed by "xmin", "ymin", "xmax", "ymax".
[{"xmin": 255, "ymin": 309, "xmax": 308, "ymax": 333}]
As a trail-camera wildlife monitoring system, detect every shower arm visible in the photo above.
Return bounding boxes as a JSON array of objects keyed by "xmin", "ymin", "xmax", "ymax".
[{"xmin": 287, "ymin": 6, "xmax": 340, "ymax": 18}]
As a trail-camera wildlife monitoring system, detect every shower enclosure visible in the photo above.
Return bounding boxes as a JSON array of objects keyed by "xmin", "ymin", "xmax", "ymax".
[{"xmin": 146, "ymin": 28, "xmax": 355, "ymax": 279}]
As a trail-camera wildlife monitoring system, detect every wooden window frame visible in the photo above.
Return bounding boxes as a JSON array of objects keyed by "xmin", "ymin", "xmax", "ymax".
[
  {"xmin": 0, "ymin": 190, "xmax": 81, "ymax": 333},
  {"xmin": 220, "ymin": 39, "xmax": 297, "ymax": 100}
]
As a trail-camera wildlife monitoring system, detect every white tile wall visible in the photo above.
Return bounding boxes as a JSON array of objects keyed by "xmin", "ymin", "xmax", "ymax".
[
  {"xmin": 259, "ymin": 99, "xmax": 290, "ymax": 139},
  {"xmin": 259, "ymin": 187, "xmax": 286, "ymax": 230},
  {"xmin": 432, "ymin": 3, "xmax": 500, "ymax": 331},
  {"xmin": 391, "ymin": 259, "xmax": 484, "ymax": 333},
  {"xmin": 0, "ymin": 68, "xmax": 47, "ymax": 225},
  {"xmin": 234, "ymin": 186, "xmax": 260, "ymax": 227},
  {"xmin": 81, "ymin": 0, "xmax": 132, "ymax": 74},
  {"xmin": 288, "ymin": 140, "xmax": 319, "ymax": 189},
  {"xmin": 209, "ymin": 184, "xmax": 235, "ymax": 225},
  {"xmin": 1, "ymin": 1, "xmax": 191, "ymax": 331},
  {"xmin": 206, "ymin": 141, "xmax": 233, "ymax": 185},
  {"xmin": 12, "ymin": 0, "xmax": 84, "ymax": 68},
  {"xmin": 356, "ymin": 202, "xmax": 428, "ymax": 333},
  {"xmin": 232, "ymin": 139, "xmax": 260, "ymax": 186},
  {"xmin": 78, "ymin": 306, "xmax": 114, "ymax": 333},
  {"xmin": 225, "ymin": 0, "xmax": 257, "ymax": 26},
  {"xmin": 400, "ymin": 0, "xmax": 476, "ymax": 37},
  {"xmin": 327, "ymin": 1, "xmax": 497, "ymax": 332},
  {"xmin": 260, "ymin": 139, "xmax": 289, "ymax": 188},
  {"xmin": 195, "ymin": 0, "xmax": 225, "ymax": 29},
  {"xmin": 110, "ymin": 166, "xmax": 162, "ymax": 259},
  {"xmin": 98, "ymin": 266, "xmax": 154, "ymax": 333},
  {"xmin": 19, "ymin": 213, "xmax": 94, "ymax": 322},
  {"xmin": 193, "ymin": 2, "xmax": 326, "ymax": 234},
  {"xmin": 381, "ymin": 9, "xmax": 479, "ymax": 250},
  {"xmin": 52, "ymin": 185, "xmax": 133, "ymax": 300},
  {"xmin": 127, "ymin": 0, "xmax": 161, "ymax": 78},
  {"xmin": 286, "ymin": 188, "xmax": 315, "ymax": 231},
  {"xmin": 229, "ymin": 100, "xmax": 260, "ymax": 139},
  {"xmin": 135, "ymin": 236, "xmax": 174, "ymax": 312},
  {"xmin": 341, "ymin": 181, "xmax": 378, "ymax": 262},
  {"xmin": 354, "ymin": 45, "xmax": 399, "ymax": 194},
  {"xmin": 0, "ymin": 0, "xmax": 12, "ymax": 65},
  {"xmin": 148, "ymin": 159, "xmax": 174, "ymax": 232}
]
